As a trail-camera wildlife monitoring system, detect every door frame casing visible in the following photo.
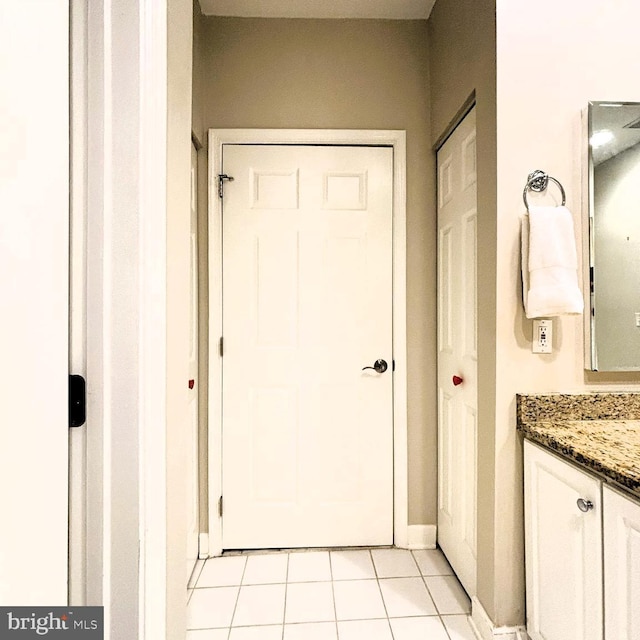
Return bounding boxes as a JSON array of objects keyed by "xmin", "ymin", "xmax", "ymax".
[{"xmin": 207, "ymin": 128, "xmax": 408, "ymax": 555}]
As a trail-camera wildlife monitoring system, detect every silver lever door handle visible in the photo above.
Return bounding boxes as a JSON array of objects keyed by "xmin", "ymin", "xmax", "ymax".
[{"xmin": 362, "ymin": 359, "xmax": 388, "ymax": 374}]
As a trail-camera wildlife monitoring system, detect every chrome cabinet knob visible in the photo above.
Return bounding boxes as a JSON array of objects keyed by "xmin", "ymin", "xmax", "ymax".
[{"xmin": 577, "ymin": 498, "xmax": 594, "ymax": 512}]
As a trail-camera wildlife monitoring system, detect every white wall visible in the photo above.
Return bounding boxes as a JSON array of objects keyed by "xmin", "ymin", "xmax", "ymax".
[
  {"xmin": 0, "ymin": 0, "xmax": 69, "ymax": 605},
  {"xmin": 492, "ymin": 0, "xmax": 640, "ymax": 625}
]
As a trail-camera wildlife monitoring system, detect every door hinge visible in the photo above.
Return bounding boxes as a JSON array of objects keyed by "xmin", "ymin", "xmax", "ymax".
[
  {"xmin": 218, "ymin": 496, "xmax": 223, "ymax": 518},
  {"xmin": 69, "ymin": 374, "xmax": 86, "ymax": 428},
  {"xmin": 392, "ymin": 359, "xmax": 395, "ymax": 371},
  {"xmin": 218, "ymin": 174, "xmax": 234, "ymax": 199},
  {"xmin": 219, "ymin": 336, "xmax": 224, "ymax": 357}
]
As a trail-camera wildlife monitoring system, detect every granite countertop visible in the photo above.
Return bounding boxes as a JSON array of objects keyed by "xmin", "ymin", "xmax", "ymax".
[{"xmin": 517, "ymin": 393, "xmax": 640, "ymax": 501}]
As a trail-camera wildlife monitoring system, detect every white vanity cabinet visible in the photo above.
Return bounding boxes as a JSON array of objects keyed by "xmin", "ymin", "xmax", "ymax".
[
  {"xmin": 524, "ymin": 440, "xmax": 603, "ymax": 640},
  {"xmin": 525, "ymin": 440, "xmax": 640, "ymax": 640},
  {"xmin": 603, "ymin": 486, "xmax": 640, "ymax": 640}
]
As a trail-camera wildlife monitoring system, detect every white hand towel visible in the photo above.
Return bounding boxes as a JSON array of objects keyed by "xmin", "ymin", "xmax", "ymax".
[{"xmin": 521, "ymin": 205, "xmax": 584, "ymax": 319}]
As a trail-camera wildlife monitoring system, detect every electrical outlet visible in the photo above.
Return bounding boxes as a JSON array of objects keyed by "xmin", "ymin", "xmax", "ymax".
[
  {"xmin": 533, "ymin": 319, "xmax": 553, "ymax": 354},
  {"xmin": 635, "ymin": 312, "xmax": 640, "ymax": 328}
]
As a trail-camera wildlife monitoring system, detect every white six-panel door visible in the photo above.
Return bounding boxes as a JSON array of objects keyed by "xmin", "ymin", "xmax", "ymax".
[
  {"xmin": 221, "ymin": 144, "xmax": 393, "ymax": 549},
  {"xmin": 437, "ymin": 107, "xmax": 478, "ymax": 596}
]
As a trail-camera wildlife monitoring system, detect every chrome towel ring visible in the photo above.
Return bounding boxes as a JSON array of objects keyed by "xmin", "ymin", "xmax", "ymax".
[{"xmin": 522, "ymin": 170, "xmax": 566, "ymax": 212}]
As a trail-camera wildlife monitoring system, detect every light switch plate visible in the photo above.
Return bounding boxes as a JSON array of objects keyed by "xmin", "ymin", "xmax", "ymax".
[{"xmin": 533, "ymin": 319, "xmax": 553, "ymax": 354}]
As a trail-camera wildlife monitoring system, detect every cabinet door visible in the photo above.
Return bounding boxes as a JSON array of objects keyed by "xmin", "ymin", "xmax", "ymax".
[
  {"xmin": 524, "ymin": 441, "xmax": 603, "ymax": 640},
  {"xmin": 604, "ymin": 486, "xmax": 640, "ymax": 640}
]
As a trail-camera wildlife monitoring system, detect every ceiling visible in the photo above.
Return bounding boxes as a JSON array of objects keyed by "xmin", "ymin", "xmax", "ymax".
[{"xmin": 198, "ymin": 0, "xmax": 437, "ymax": 20}]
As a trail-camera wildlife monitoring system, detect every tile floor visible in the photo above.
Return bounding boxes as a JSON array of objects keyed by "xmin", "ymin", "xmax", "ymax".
[{"xmin": 187, "ymin": 547, "xmax": 479, "ymax": 640}]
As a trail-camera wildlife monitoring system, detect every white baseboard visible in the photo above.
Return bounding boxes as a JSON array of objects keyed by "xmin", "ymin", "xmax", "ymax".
[
  {"xmin": 404, "ymin": 524, "xmax": 437, "ymax": 550},
  {"xmin": 471, "ymin": 596, "xmax": 528, "ymax": 640},
  {"xmin": 198, "ymin": 532, "xmax": 209, "ymax": 559}
]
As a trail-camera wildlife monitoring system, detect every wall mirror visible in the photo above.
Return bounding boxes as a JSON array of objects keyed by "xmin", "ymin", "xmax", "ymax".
[{"xmin": 587, "ymin": 101, "xmax": 640, "ymax": 371}]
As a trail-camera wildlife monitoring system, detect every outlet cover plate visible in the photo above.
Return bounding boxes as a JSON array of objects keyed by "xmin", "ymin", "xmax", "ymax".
[{"xmin": 533, "ymin": 319, "xmax": 552, "ymax": 354}]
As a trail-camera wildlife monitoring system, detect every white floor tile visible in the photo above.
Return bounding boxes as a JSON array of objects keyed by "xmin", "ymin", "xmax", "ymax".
[
  {"xmin": 371, "ymin": 549, "xmax": 420, "ymax": 578},
  {"xmin": 389, "ymin": 616, "xmax": 450, "ymax": 640},
  {"xmin": 424, "ymin": 575, "xmax": 471, "ymax": 615},
  {"xmin": 330, "ymin": 550, "xmax": 376, "ymax": 581},
  {"xmin": 285, "ymin": 582, "xmax": 335, "ymax": 624},
  {"xmin": 242, "ymin": 554, "xmax": 288, "ymax": 585},
  {"xmin": 233, "ymin": 584, "xmax": 286, "ymax": 627},
  {"xmin": 229, "ymin": 626, "xmax": 283, "ymax": 640},
  {"xmin": 188, "ymin": 586, "xmax": 239, "ymax": 629},
  {"xmin": 284, "ymin": 622, "xmax": 337, "ymax": 639},
  {"xmin": 199, "ymin": 556, "xmax": 247, "ymax": 588},
  {"xmin": 379, "ymin": 577, "xmax": 437, "ymax": 618},
  {"xmin": 333, "ymin": 579, "xmax": 386, "ymax": 620},
  {"xmin": 337, "ymin": 619, "xmax": 393, "ymax": 640},
  {"xmin": 187, "ymin": 630, "xmax": 229, "ymax": 640},
  {"xmin": 412, "ymin": 549, "xmax": 454, "ymax": 576},
  {"xmin": 287, "ymin": 551, "xmax": 332, "ymax": 582},
  {"xmin": 442, "ymin": 614, "xmax": 479, "ymax": 640}
]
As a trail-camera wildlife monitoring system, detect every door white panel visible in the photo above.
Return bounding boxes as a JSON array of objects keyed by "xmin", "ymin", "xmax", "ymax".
[
  {"xmin": 256, "ymin": 232, "xmax": 299, "ymax": 346},
  {"xmin": 437, "ymin": 107, "xmax": 478, "ymax": 597},
  {"xmin": 251, "ymin": 169, "xmax": 299, "ymax": 209},
  {"xmin": 461, "ymin": 131, "xmax": 477, "ymax": 188},
  {"xmin": 463, "ymin": 211, "xmax": 477, "ymax": 358},
  {"xmin": 222, "ymin": 145, "xmax": 393, "ymax": 549},
  {"xmin": 0, "ymin": 1, "xmax": 69, "ymax": 604},
  {"xmin": 463, "ymin": 404, "xmax": 477, "ymax": 554},
  {"xmin": 439, "ymin": 156, "xmax": 453, "ymax": 207},
  {"xmin": 524, "ymin": 442, "xmax": 603, "ymax": 640},
  {"xmin": 250, "ymin": 387, "xmax": 298, "ymax": 503},
  {"xmin": 323, "ymin": 172, "xmax": 367, "ymax": 210},
  {"xmin": 439, "ymin": 226, "xmax": 454, "ymax": 352},
  {"xmin": 438, "ymin": 389, "xmax": 454, "ymax": 522},
  {"xmin": 603, "ymin": 486, "xmax": 640, "ymax": 640}
]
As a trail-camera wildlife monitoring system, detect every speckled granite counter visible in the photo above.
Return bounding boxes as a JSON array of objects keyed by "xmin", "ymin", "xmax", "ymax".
[{"xmin": 517, "ymin": 393, "xmax": 640, "ymax": 501}]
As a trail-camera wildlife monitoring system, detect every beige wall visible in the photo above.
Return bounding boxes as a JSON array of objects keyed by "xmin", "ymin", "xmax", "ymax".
[
  {"xmin": 200, "ymin": 17, "xmax": 436, "ymax": 525},
  {"xmin": 428, "ymin": 0, "xmax": 499, "ymax": 621},
  {"xmin": 192, "ymin": 0, "xmax": 206, "ymax": 145},
  {"xmin": 491, "ymin": 0, "xmax": 640, "ymax": 626},
  {"xmin": 167, "ymin": 0, "xmax": 193, "ymax": 637}
]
